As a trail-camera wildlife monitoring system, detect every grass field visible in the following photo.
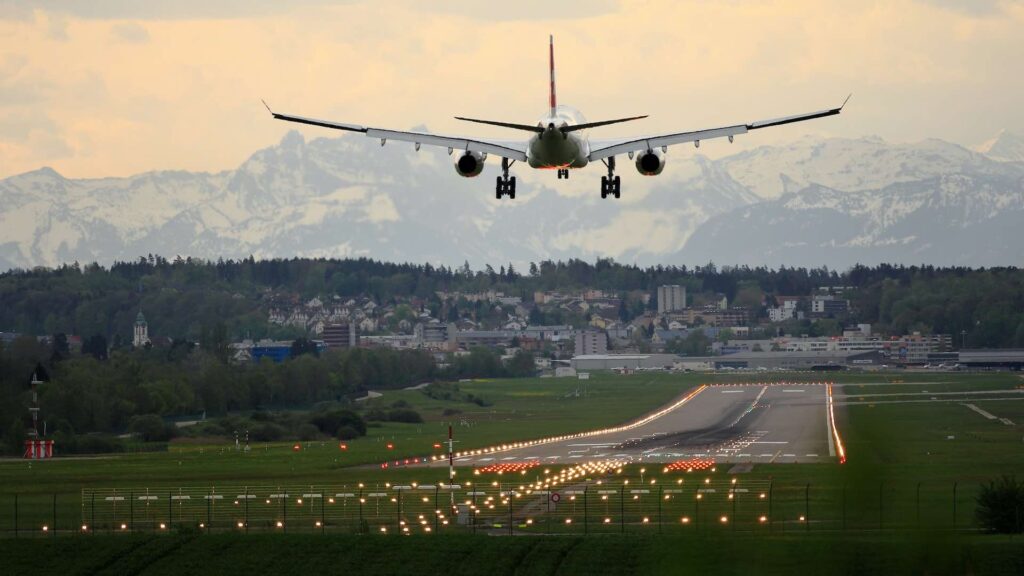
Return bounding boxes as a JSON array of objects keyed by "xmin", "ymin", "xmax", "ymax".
[
  {"xmin": 2, "ymin": 533, "xmax": 1022, "ymax": 575},
  {"xmin": 1, "ymin": 371, "xmax": 1022, "ymax": 538}
]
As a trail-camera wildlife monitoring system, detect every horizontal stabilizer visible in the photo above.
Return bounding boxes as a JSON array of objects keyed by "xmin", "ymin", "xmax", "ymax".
[
  {"xmin": 560, "ymin": 115, "xmax": 648, "ymax": 133},
  {"xmin": 454, "ymin": 117, "xmax": 544, "ymax": 133}
]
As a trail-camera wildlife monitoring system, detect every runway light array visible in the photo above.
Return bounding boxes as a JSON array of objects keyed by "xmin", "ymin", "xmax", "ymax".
[
  {"xmin": 826, "ymin": 383, "xmax": 847, "ymax": 464},
  {"xmin": 476, "ymin": 461, "xmax": 540, "ymax": 474},
  {"xmin": 663, "ymin": 458, "xmax": 716, "ymax": 473}
]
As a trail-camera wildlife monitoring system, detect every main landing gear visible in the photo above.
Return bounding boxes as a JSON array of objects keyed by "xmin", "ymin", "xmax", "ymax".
[
  {"xmin": 557, "ymin": 168, "xmax": 569, "ymax": 179},
  {"xmin": 496, "ymin": 157, "xmax": 516, "ymax": 199},
  {"xmin": 600, "ymin": 156, "xmax": 621, "ymax": 199}
]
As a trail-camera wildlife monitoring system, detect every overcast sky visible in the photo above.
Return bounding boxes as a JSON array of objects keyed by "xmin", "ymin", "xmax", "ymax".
[{"xmin": 1, "ymin": 0, "xmax": 1022, "ymax": 179}]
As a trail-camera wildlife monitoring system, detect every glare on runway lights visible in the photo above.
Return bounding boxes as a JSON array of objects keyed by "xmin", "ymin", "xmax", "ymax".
[
  {"xmin": 642, "ymin": 517, "xmax": 650, "ymax": 524},
  {"xmin": 237, "ymin": 522, "xmax": 244, "ymax": 528},
  {"xmin": 696, "ymin": 494, "xmax": 703, "ymax": 500},
  {"xmin": 728, "ymin": 494, "xmax": 734, "ymax": 500},
  {"xmin": 296, "ymin": 498, "xmax": 303, "ymax": 505},
  {"xmin": 681, "ymin": 517, "xmax": 690, "ymax": 524},
  {"xmin": 41, "ymin": 525, "xmax": 48, "ymax": 532},
  {"xmin": 266, "ymin": 499, "xmax": 271, "ymax": 504},
  {"xmin": 720, "ymin": 516, "xmax": 728, "ymax": 523},
  {"xmin": 81, "ymin": 524, "xmax": 88, "ymax": 532},
  {"xmin": 121, "ymin": 523, "xmax": 128, "ymax": 530},
  {"xmin": 799, "ymin": 516, "xmax": 806, "ymax": 522},
  {"xmin": 759, "ymin": 516, "xmax": 768, "ymax": 523},
  {"xmin": 276, "ymin": 521, "xmax": 284, "ymax": 528},
  {"xmin": 198, "ymin": 523, "xmax": 204, "ymax": 529},
  {"xmin": 328, "ymin": 498, "xmax": 335, "ymax": 504},
  {"xmin": 760, "ymin": 493, "xmax": 766, "ymax": 499},
  {"xmin": 526, "ymin": 519, "xmax": 533, "ymax": 525},
  {"xmin": 442, "ymin": 520, "xmax": 449, "ymax": 525},
  {"xmin": 425, "ymin": 527, "xmax": 432, "ymax": 532},
  {"xmin": 380, "ymin": 527, "xmax": 387, "ymax": 533},
  {"xmin": 705, "ymin": 478, "xmax": 710, "ymax": 484},
  {"xmin": 604, "ymin": 518, "xmax": 612, "ymax": 524}
]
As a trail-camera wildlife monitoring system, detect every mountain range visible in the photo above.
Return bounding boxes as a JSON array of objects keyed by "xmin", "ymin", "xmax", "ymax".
[{"xmin": 1, "ymin": 129, "xmax": 1021, "ymax": 271}]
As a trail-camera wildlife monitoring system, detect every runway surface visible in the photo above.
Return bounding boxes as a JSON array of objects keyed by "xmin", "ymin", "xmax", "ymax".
[{"xmin": 448, "ymin": 383, "xmax": 833, "ymax": 466}]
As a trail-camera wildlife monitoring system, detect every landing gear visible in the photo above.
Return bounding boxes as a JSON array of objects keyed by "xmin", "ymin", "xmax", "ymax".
[
  {"xmin": 557, "ymin": 168, "xmax": 569, "ymax": 179},
  {"xmin": 496, "ymin": 157, "xmax": 516, "ymax": 199},
  {"xmin": 600, "ymin": 157, "xmax": 621, "ymax": 199}
]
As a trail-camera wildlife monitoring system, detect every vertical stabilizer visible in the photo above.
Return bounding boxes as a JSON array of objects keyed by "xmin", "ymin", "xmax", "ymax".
[{"xmin": 549, "ymin": 35, "xmax": 557, "ymax": 118}]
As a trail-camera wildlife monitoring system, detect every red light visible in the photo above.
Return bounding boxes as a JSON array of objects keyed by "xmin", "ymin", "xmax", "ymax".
[
  {"xmin": 339, "ymin": 443, "xmax": 348, "ymax": 451},
  {"xmin": 386, "ymin": 443, "xmax": 394, "ymax": 450},
  {"xmin": 433, "ymin": 443, "xmax": 442, "ymax": 449},
  {"xmin": 292, "ymin": 444, "xmax": 301, "ymax": 452}
]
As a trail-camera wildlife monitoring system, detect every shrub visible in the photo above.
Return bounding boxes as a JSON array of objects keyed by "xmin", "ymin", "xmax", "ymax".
[
  {"xmin": 128, "ymin": 414, "xmax": 177, "ymax": 442},
  {"xmin": 442, "ymin": 408, "xmax": 462, "ymax": 416},
  {"xmin": 337, "ymin": 425, "xmax": 361, "ymax": 440},
  {"xmin": 296, "ymin": 423, "xmax": 320, "ymax": 441},
  {"xmin": 976, "ymin": 475, "xmax": 1024, "ymax": 533},
  {"xmin": 250, "ymin": 422, "xmax": 286, "ymax": 442},
  {"xmin": 386, "ymin": 408, "xmax": 423, "ymax": 424},
  {"xmin": 309, "ymin": 409, "xmax": 366, "ymax": 437}
]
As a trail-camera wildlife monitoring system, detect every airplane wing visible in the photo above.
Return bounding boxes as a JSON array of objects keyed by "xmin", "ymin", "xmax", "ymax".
[
  {"xmin": 263, "ymin": 102, "xmax": 528, "ymax": 161},
  {"xmin": 588, "ymin": 96, "xmax": 850, "ymax": 162}
]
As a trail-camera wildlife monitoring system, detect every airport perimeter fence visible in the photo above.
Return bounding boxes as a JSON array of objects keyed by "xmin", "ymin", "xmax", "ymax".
[{"xmin": 1, "ymin": 477, "xmax": 1009, "ymax": 538}]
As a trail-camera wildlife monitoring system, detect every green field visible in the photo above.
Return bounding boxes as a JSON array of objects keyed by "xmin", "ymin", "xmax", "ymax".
[
  {"xmin": 2, "ymin": 533, "xmax": 1022, "ymax": 575},
  {"xmin": 1, "ymin": 371, "xmax": 1022, "ymax": 540}
]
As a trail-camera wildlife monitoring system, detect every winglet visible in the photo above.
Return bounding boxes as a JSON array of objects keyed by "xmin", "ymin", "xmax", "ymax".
[
  {"xmin": 840, "ymin": 93, "xmax": 852, "ymax": 110},
  {"xmin": 261, "ymin": 99, "xmax": 274, "ymax": 115}
]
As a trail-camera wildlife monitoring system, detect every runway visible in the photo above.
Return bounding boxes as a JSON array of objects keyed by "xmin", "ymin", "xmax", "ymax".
[{"xmin": 447, "ymin": 383, "xmax": 833, "ymax": 466}]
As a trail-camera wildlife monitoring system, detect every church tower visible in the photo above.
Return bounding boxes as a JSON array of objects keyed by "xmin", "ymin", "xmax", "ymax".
[{"xmin": 133, "ymin": 310, "xmax": 150, "ymax": 348}]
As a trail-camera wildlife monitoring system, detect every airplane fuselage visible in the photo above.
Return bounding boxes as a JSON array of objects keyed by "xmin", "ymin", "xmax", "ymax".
[{"xmin": 526, "ymin": 108, "xmax": 591, "ymax": 169}]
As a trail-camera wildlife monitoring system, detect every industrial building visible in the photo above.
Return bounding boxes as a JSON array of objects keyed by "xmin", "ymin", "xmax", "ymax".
[
  {"xmin": 571, "ymin": 354, "xmax": 682, "ymax": 371},
  {"xmin": 956, "ymin": 349, "xmax": 1024, "ymax": 370}
]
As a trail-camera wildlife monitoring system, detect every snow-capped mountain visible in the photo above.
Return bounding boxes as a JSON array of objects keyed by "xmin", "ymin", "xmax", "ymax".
[
  {"xmin": 681, "ymin": 173, "xmax": 1024, "ymax": 268},
  {"xmin": 0, "ymin": 130, "xmax": 1021, "ymax": 270},
  {"xmin": 975, "ymin": 130, "xmax": 1024, "ymax": 163}
]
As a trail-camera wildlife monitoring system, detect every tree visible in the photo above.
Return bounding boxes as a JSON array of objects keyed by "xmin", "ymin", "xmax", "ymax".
[
  {"xmin": 82, "ymin": 334, "xmax": 109, "ymax": 361},
  {"xmin": 290, "ymin": 338, "xmax": 319, "ymax": 359},
  {"xmin": 976, "ymin": 476, "xmax": 1024, "ymax": 533}
]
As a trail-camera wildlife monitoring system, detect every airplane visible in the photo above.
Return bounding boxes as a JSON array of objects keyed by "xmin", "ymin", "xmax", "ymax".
[{"xmin": 263, "ymin": 36, "xmax": 848, "ymax": 200}]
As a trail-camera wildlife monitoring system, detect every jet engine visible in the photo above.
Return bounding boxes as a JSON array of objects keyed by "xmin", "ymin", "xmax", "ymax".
[
  {"xmin": 635, "ymin": 149, "xmax": 665, "ymax": 176},
  {"xmin": 454, "ymin": 151, "xmax": 486, "ymax": 177}
]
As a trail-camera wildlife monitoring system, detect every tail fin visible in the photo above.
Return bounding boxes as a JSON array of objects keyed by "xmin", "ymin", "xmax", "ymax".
[{"xmin": 549, "ymin": 35, "xmax": 557, "ymax": 118}]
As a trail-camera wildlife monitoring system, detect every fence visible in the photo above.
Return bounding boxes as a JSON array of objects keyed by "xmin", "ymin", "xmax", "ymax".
[{"xmin": 0, "ymin": 477, "xmax": 995, "ymax": 537}]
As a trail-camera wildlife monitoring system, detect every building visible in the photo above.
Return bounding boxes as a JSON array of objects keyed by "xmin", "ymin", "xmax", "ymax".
[
  {"xmin": 958, "ymin": 349, "xmax": 1024, "ymax": 369},
  {"xmin": 575, "ymin": 331, "xmax": 608, "ymax": 356},
  {"xmin": 415, "ymin": 322, "xmax": 455, "ymax": 350},
  {"xmin": 322, "ymin": 323, "xmax": 359, "ymax": 350},
  {"xmin": 811, "ymin": 295, "xmax": 850, "ymax": 316},
  {"xmin": 133, "ymin": 311, "xmax": 150, "ymax": 348},
  {"xmin": 710, "ymin": 350, "xmax": 882, "ymax": 370},
  {"xmin": 768, "ymin": 298, "xmax": 800, "ymax": 323},
  {"xmin": 571, "ymin": 353, "xmax": 682, "ymax": 371},
  {"xmin": 657, "ymin": 285, "xmax": 687, "ymax": 315}
]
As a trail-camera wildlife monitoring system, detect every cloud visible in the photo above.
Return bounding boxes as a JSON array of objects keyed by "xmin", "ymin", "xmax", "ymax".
[{"xmin": 110, "ymin": 21, "xmax": 149, "ymax": 43}]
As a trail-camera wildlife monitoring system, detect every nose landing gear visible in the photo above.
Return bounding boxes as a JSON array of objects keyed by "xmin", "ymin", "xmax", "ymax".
[
  {"xmin": 600, "ymin": 157, "xmax": 621, "ymax": 199},
  {"xmin": 557, "ymin": 168, "xmax": 569, "ymax": 179}
]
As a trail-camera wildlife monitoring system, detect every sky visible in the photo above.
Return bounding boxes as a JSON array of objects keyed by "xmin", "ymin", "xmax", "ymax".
[{"xmin": 1, "ymin": 0, "xmax": 1022, "ymax": 179}]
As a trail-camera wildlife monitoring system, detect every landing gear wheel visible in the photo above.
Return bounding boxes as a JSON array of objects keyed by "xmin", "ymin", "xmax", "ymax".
[
  {"xmin": 600, "ymin": 157, "xmax": 620, "ymax": 199},
  {"xmin": 557, "ymin": 168, "xmax": 569, "ymax": 180},
  {"xmin": 495, "ymin": 176, "xmax": 504, "ymax": 199},
  {"xmin": 508, "ymin": 177, "xmax": 516, "ymax": 199}
]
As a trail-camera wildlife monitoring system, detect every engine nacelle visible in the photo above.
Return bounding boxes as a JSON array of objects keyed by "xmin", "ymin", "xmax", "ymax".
[
  {"xmin": 635, "ymin": 149, "xmax": 665, "ymax": 176},
  {"xmin": 454, "ymin": 151, "xmax": 486, "ymax": 177}
]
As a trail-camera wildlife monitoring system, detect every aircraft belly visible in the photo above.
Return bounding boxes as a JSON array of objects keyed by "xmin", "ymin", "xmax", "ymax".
[{"xmin": 528, "ymin": 135, "xmax": 587, "ymax": 169}]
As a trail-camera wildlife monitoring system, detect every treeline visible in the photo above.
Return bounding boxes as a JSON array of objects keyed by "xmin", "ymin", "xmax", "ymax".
[
  {"xmin": 2, "ymin": 257, "xmax": 1022, "ymax": 348},
  {"xmin": 0, "ymin": 333, "xmax": 534, "ymax": 453}
]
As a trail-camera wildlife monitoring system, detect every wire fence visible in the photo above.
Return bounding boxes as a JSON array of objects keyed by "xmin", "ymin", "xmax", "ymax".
[{"xmin": 0, "ymin": 478, "xmax": 998, "ymax": 537}]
